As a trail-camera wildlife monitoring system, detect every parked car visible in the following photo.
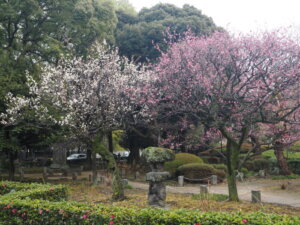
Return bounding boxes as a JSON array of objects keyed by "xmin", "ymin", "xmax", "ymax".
[
  {"xmin": 113, "ymin": 151, "xmax": 129, "ymax": 160},
  {"xmin": 67, "ymin": 153, "xmax": 87, "ymax": 161}
]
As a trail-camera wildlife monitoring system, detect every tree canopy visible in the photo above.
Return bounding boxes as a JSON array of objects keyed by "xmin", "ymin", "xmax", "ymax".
[{"xmin": 116, "ymin": 3, "xmax": 221, "ymax": 62}]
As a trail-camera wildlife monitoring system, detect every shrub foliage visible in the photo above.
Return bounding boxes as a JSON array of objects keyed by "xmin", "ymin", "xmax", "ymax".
[{"xmin": 164, "ymin": 153, "xmax": 203, "ymax": 175}]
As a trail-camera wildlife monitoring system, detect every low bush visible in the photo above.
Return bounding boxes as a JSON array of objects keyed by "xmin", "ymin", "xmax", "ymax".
[
  {"xmin": 0, "ymin": 181, "xmax": 299, "ymax": 224},
  {"xmin": 252, "ymin": 158, "xmax": 271, "ymax": 172},
  {"xmin": 240, "ymin": 168, "xmax": 249, "ymax": 177},
  {"xmin": 211, "ymin": 164, "xmax": 227, "ymax": 172},
  {"xmin": 201, "ymin": 156, "xmax": 221, "ymax": 164},
  {"xmin": 177, "ymin": 163, "xmax": 215, "ymax": 180},
  {"xmin": 164, "ymin": 153, "xmax": 203, "ymax": 176},
  {"xmin": 288, "ymin": 160, "xmax": 300, "ymax": 174},
  {"xmin": 289, "ymin": 140, "xmax": 300, "ymax": 151}
]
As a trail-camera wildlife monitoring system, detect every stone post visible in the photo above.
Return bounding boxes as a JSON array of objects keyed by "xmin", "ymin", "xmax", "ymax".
[
  {"xmin": 251, "ymin": 190, "xmax": 261, "ymax": 203},
  {"xmin": 200, "ymin": 185, "xmax": 209, "ymax": 194},
  {"xmin": 211, "ymin": 175, "xmax": 218, "ymax": 185},
  {"xmin": 178, "ymin": 176, "xmax": 184, "ymax": 187},
  {"xmin": 258, "ymin": 170, "xmax": 265, "ymax": 177}
]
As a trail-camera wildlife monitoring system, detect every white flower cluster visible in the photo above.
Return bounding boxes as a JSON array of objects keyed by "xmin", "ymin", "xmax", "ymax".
[{"xmin": 1, "ymin": 45, "xmax": 153, "ymax": 135}]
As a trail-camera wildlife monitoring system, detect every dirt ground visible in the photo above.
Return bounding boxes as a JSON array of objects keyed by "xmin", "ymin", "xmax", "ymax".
[{"xmin": 129, "ymin": 179, "xmax": 300, "ymax": 208}]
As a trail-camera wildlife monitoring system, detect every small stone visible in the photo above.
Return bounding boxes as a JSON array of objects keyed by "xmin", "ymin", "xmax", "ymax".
[{"xmin": 121, "ymin": 179, "xmax": 128, "ymax": 185}]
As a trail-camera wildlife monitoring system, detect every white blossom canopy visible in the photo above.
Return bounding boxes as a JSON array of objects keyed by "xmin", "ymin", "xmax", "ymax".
[{"xmin": 1, "ymin": 45, "xmax": 152, "ymax": 136}]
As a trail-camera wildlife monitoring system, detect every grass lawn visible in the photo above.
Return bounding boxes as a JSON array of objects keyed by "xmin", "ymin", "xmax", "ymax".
[{"xmin": 262, "ymin": 149, "xmax": 300, "ymax": 160}]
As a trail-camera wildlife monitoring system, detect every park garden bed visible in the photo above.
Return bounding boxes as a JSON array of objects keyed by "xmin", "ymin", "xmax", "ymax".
[{"xmin": 0, "ymin": 181, "xmax": 299, "ymax": 225}]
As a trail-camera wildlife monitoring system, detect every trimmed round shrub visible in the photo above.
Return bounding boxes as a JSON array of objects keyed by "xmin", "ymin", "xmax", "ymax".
[
  {"xmin": 177, "ymin": 163, "xmax": 215, "ymax": 180},
  {"xmin": 141, "ymin": 147, "xmax": 175, "ymax": 163},
  {"xmin": 253, "ymin": 158, "xmax": 271, "ymax": 172},
  {"xmin": 240, "ymin": 167, "xmax": 249, "ymax": 175},
  {"xmin": 211, "ymin": 164, "xmax": 227, "ymax": 172},
  {"xmin": 203, "ymin": 156, "xmax": 221, "ymax": 164},
  {"xmin": 164, "ymin": 153, "xmax": 203, "ymax": 175}
]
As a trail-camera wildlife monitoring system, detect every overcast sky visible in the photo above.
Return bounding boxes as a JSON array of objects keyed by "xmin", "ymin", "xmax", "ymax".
[{"xmin": 128, "ymin": 0, "xmax": 300, "ymax": 33}]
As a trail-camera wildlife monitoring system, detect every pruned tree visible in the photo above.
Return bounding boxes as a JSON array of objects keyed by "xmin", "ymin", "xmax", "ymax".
[
  {"xmin": 1, "ymin": 45, "xmax": 152, "ymax": 200},
  {"xmin": 144, "ymin": 31, "xmax": 300, "ymax": 201}
]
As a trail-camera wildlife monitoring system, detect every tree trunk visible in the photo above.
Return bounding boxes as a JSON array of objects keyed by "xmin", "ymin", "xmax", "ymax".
[
  {"xmin": 107, "ymin": 131, "xmax": 113, "ymax": 153},
  {"xmin": 250, "ymin": 135, "xmax": 261, "ymax": 154},
  {"xmin": 274, "ymin": 142, "xmax": 291, "ymax": 175},
  {"xmin": 86, "ymin": 148, "xmax": 92, "ymax": 170},
  {"xmin": 8, "ymin": 151, "xmax": 16, "ymax": 181},
  {"xmin": 93, "ymin": 133, "xmax": 124, "ymax": 200},
  {"xmin": 91, "ymin": 150, "xmax": 97, "ymax": 182},
  {"xmin": 128, "ymin": 146, "xmax": 140, "ymax": 165},
  {"xmin": 226, "ymin": 139, "xmax": 239, "ymax": 201}
]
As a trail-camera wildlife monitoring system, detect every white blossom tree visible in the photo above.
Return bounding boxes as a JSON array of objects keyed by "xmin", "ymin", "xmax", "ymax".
[{"xmin": 1, "ymin": 45, "xmax": 152, "ymax": 200}]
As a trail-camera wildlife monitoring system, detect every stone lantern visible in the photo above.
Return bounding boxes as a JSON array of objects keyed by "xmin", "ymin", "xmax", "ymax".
[{"xmin": 141, "ymin": 147, "xmax": 175, "ymax": 207}]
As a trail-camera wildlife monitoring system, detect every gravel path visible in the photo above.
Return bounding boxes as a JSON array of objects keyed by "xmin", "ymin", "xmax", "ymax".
[{"xmin": 129, "ymin": 179, "xmax": 300, "ymax": 208}]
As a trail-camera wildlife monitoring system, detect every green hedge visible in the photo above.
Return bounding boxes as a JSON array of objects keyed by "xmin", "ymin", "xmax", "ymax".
[
  {"xmin": 0, "ymin": 181, "xmax": 299, "ymax": 225},
  {"xmin": 211, "ymin": 164, "xmax": 227, "ymax": 172},
  {"xmin": 177, "ymin": 163, "xmax": 226, "ymax": 181},
  {"xmin": 164, "ymin": 153, "xmax": 203, "ymax": 176},
  {"xmin": 287, "ymin": 160, "xmax": 300, "ymax": 174}
]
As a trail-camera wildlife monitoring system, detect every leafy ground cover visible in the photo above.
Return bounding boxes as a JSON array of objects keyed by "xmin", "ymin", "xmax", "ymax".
[{"xmin": 0, "ymin": 181, "xmax": 300, "ymax": 224}]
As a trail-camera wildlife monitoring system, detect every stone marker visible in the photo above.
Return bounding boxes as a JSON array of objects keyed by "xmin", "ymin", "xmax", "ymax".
[
  {"xmin": 178, "ymin": 176, "xmax": 184, "ymax": 187},
  {"xmin": 142, "ymin": 147, "xmax": 175, "ymax": 208},
  {"xmin": 200, "ymin": 185, "xmax": 209, "ymax": 194},
  {"xmin": 211, "ymin": 175, "xmax": 218, "ymax": 185},
  {"xmin": 121, "ymin": 179, "xmax": 128, "ymax": 186},
  {"xmin": 258, "ymin": 170, "xmax": 265, "ymax": 177},
  {"xmin": 251, "ymin": 190, "xmax": 261, "ymax": 203}
]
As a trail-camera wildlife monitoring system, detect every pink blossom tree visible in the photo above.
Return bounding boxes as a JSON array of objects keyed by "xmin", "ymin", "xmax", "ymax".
[
  {"xmin": 1, "ymin": 45, "xmax": 152, "ymax": 200},
  {"xmin": 147, "ymin": 31, "xmax": 300, "ymax": 201}
]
